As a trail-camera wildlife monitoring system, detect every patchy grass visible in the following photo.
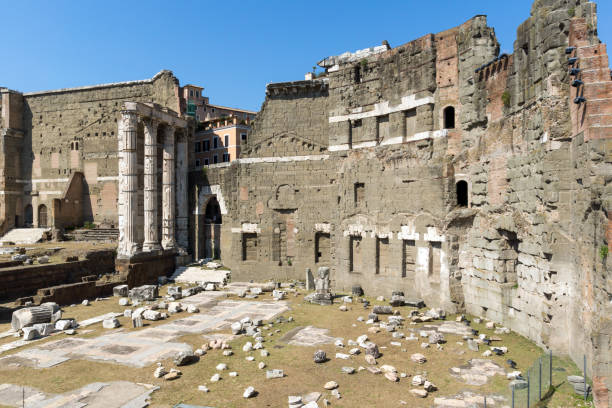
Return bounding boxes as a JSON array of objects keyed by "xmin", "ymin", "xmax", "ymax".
[{"xmin": 0, "ymin": 288, "xmax": 586, "ymax": 408}]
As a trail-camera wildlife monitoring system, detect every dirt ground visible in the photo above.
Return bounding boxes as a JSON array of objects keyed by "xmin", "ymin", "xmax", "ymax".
[{"xmin": 0, "ymin": 284, "xmax": 590, "ymax": 408}]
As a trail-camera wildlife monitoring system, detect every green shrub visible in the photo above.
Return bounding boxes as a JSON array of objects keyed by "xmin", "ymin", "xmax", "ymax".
[
  {"xmin": 502, "ymin": 91, "xmax": 511, "ymax": 107},
  {"xmin": 568, "ymin": 7, "xmax": 575, "ymax": 17},
  {"xmin": 600, "ymin": 245, "xmax": 609, "ymax": 260}
]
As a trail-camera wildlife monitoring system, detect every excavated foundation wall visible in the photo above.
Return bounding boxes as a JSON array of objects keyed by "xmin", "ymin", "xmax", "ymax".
[{"xmin": 196, "ymin": 1, "xmax": 612, "ymax": 405}]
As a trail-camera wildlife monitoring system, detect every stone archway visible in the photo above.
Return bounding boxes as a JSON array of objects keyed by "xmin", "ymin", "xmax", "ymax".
[{"xmin": 203, "ymin": 197, "xmax": 222, "ymax": 259}]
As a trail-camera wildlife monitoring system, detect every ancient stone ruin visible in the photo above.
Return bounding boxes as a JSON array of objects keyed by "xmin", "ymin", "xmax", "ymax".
[
  {"xmin": 0, "ymin": 0, "xmax": 610, "ymax": 406},
  {"xmin": 192, "ymin": 1, "xmax": 612, "ymax": 405}
]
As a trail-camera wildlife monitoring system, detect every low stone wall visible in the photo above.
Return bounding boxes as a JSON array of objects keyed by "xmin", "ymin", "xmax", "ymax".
[{"xmin": 0, "ymin": 249, "xmax": 116, "ymax": 301}]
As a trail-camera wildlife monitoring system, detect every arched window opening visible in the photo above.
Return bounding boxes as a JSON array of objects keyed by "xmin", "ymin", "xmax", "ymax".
[
  {"xmin": 205, "ymin": 197, "xmax": 222, "ymax": 224},
  {"xmin": 38, "ymin": 204, "xmax": 48, "ymax": 228},
  {"xmin": 456, "ymin": 180, "xmax": 468, "ymax": 207},
  {"xmin": 443, "ymin": 106, "xmax": 455, "ymax": 129}
]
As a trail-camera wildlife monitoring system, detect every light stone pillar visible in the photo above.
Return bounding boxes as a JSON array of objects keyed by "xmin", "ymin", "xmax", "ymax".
[
  {"xmin": 175, "ymin": 132, "xmax": 189, "ymax": 250},
  {"xmin": 143, "ymin": 118, "xmax": 161, "ymax": 252},
  {"xmin": 118, "ymin": 110, "xmax": 140, "ymax": 257},
  {"xmin": 161, "ymin": 125, "xmax": 176, "ymax": 250}
]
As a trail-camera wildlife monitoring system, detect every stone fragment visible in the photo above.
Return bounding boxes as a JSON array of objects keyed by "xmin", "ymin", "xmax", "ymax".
[
  {"xmin": 55, "ymin": 319, "xmax": 75, "ymax": 331},
  {"xmin": 229, "ymin": 371, "xmax": 238, "ymax": 377},
  {"xmin": 167, "ymin": 286, "xmax": 182, "ymax": 300},
  {"xmin": 335, "ymin": 353, "xmax": 350, "ymax": 360},
  {"xmin": 12, "ymin": 304, "xmax": 60, "ymax": 331},
  {"xmin": 324, "ymin": 381, "xmax": 338, "ymax": 390},
  {"xmin": 168, "ymin": 302, "xmax": 182, "ymax": 313},
  {"xmin": 314, "ymin": 350, "xmax": 327, "ymax": 363},
  {"xmin": 118, "ymin": 298, "xmax": 129, "ymax": 306},
  {"xmin": 367, "ymin": 366, "xmax": 382, "ymax": 374},
  {"xmin": 372, "ymin": 305, "xmax": 392, "ymax": 314},
  {"xmin": 365, "ymin": 343, "xmax": 382, "ymax": 359},
  {"xmin": 410, "ymin": 389, "xmax": 428, "ymax": 398},
  {"xmin": 467, "ymin": 339, "xmax": 479, "ymax": 351},
  {"xmin": 385, "ymin": 371, "xmax": 398, "ymax": 382},
  {"xmin": 266, "ymin": 369, "xmax": 284, "ymax": 379},
  {"xmin": 129, "ymin": 285, "xmax": 158, "ymax": 301},
  {"xmin": 424, "ymin": 380, "xmax": 436, "ymax": 391},
  {"xmin": 231, "ymin": 321, "xmax": 243, "ymax": 335},
  {"xmin": 258, "ymin": 361, "xmax": 266, "ymax": 369},
  {"xmin": 174, "ymin": 351, "xmax": 198, "ymax": 366},
  {"xmin": 198, "ymin": 385, "xmax": 209, "ymax": 392},
  {"xmin": 411, "ymin": 353, "xmax": 427, "ymax": 363},
  {"xmin": 102, "ymin": 318, "xmax": 120, "ymax": 329},
  {"xmin": 389, "ymin": 295, "xmax": 405, "ymax": 307},
  {"xmin": 37, "ymin": 256, "xmax": 49, "ymax": 264},
  {"xmin": 341, "ymin": 366, "xmax": 355, "ymax": 374},
  {"xmin": 22, "ymin": 326, "xmax": 40, "ymax": 340},
  {"xmin": 222, "ymin": 350, "xmax": 233, "ymax": 356},
  {"xmin": 243, "ymin": 386, "xmax": 256, "ymax": 398},
  {"xmin": 428, "ymin": 332, "xmax": 445, "ymax": 344},
  {"xmin": 210, "ymin": 373, "xmax": 220, "ymax": 382},
  {"xmin": 113, "ymin": 285, "xmax": 129, "ymax": 297},
  {"xmin": 186, "ymin": 305, "xmax": 199, "ymax": 313},
  {"xmin": 153, "ymin": 365, "xmax": 167, "ymax": 378},
  {"xmin": 143, "ymin": 310, "xmax": 162, "ymax": 321},
  {"xmin": 365, "ymin": 354, "xmax": 377, "ymax": 365},
  {"xmin": 164, "ymin": 371, "xmax": 181, "ymax": 381},
  {"xmin": 216, "ymin": 363, "xmax": 228, "ymax": 370},
  {"xmin": 33, "ymin": 323, "xmax": 55, "ymax": 336}
]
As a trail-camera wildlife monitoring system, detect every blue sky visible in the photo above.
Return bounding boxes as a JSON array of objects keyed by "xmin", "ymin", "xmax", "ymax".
[{"xmin": 1, "ymin": 1, "xmax": 610, "ymax": 112}]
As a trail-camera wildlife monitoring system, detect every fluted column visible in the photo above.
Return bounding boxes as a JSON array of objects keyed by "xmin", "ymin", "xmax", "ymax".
[
  {"xmin": 118, "ymin": 110, "xmax": 140, "ymax": 257},
  {"xmin": 143, "ymin": 118, "xmax": 161, "ymax": 252},
  {"xmin": 176, "ymin": 132, "xmax": 189, "ymax": 250},
  {"xmin": 161, "ymin": 125, "xmax": 176, "ymax": 250}
]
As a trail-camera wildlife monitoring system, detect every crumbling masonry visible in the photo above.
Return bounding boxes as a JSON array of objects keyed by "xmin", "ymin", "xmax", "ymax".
[{"xmin": 194, "ymin": 1, "xmax": 612, "ymax": 405}]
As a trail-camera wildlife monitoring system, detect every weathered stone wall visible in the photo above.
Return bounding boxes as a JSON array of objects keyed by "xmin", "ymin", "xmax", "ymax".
[
  {"xmin": 2, "ymin": 71, "xmax": 181, "ymax": 230},
  {"xmin": 0, "ymin": 249, "xmax": 116, "ymax": 301},
  {"xmin": 196, "ymin": 1, "xmax": 611, "ymax": 405}
]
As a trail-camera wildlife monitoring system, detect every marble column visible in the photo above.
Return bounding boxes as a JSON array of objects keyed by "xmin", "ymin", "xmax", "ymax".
[
  {"xmin": 175, "ymin": 132, "xmax": 189, "ymax": 250},
  {"xmin": 161, "ymin": 125, "xmax": 176, "ymax": 250},
  {"xmin": 143, "ymin": 118, "xmax": 161, "ymax": 252},
  {"xmin": 118, "ymin": 110, "xmax": 140, "ymax": 257}
]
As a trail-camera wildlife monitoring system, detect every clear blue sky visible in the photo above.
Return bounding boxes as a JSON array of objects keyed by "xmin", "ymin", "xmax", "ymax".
[{"xmin": 1, "ymin": 1, "xmax": 610, "ymax": 112}]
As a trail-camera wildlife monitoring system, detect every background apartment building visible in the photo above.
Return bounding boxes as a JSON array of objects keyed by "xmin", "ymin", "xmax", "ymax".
[{"xmin": 179, "ymin": 84, "xmax": 256, "ymax": 168}]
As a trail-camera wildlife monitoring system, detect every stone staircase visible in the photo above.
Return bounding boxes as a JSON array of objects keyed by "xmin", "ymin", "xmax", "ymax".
[
  {"xmin": 170, "ymin": 266, "xmax": 230, "ymax": 284},
  {"xmin": 0, "ymin": 228, "xmax": 50, "ymax": 245},
  {"xmin": 65, "ymin": 228, "xmax": 119, "ymax": 242}
]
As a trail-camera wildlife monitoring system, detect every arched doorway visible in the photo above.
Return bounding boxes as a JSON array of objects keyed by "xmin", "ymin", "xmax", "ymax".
[
  {"xmin": 38, "ymin": 205, "xmax": 48, "ymax": 228},
  {"xmin": 456, "ymin": 180, "xmax": 468, "ymax": 207},
  {"xmin": 24, "ymin": 205, "xmax": 33, "ymax": 227},
  {"xmin": 203, "ymin": 197, "xmax": 221, "ymax": 259}
]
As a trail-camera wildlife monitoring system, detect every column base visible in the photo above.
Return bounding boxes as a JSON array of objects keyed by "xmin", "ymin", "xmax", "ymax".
[
  {"xmin": 118, "ymin": 242, "xmax": 142, "ymax": 259},
  {"xmin": 143, "ymin": 242, "xmax": 162, "ymax": 253},
  {"xmin": 161, "ymin": 239, "xmax": 177, "ymax": 251}
]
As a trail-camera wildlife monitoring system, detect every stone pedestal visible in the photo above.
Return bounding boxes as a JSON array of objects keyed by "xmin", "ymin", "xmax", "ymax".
[{"xmin": 307, "ymin": 266, "xmax": 332, "ymax": 305}]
